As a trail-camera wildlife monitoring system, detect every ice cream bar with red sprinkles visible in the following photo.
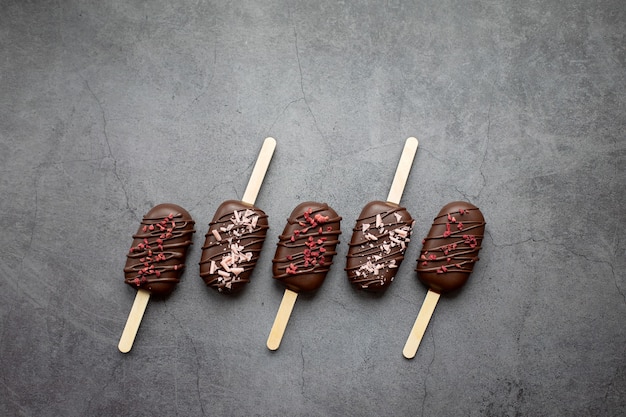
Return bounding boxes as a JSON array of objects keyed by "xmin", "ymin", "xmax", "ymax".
[
  {"xmin": 119, "ymin": 203, "xmax": 195, "ymax": 353},
  {"xmin": 403, "ymin": 201, "xmax": 485, "ymax": 359},
  {"xmin": 266, "ymin": 201, "xmax": 342, "ymax": 351}
]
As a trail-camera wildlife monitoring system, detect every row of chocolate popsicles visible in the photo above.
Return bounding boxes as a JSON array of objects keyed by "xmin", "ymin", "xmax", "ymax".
[{"xmin": 118, "ymin": 137, "xmax": 486, "ymax": 359}]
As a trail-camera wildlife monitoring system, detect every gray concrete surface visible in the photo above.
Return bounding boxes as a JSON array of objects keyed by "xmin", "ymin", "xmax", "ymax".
[{"xmin": 1, "ymin": 1, "xmax": 625, "ymax": 416}]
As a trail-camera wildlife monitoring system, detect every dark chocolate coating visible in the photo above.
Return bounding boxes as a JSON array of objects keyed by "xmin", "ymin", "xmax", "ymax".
[
  {"xmin": 199, "ymin": 200, "xmax": 269, "ymax": 293},
  {"xmin": 416, "ymin": 201, "xmax": 485, "ymax": 293},
  {"xmin": 346, "ymin": 201, "xmax": 414, "ymax": 291},
  {"xmin": 124, "ymin": 203, "xmax": 195, "ymax": 297},
  {"xmin": 272, "ymin": 202, "xmax": 341, "ymax": 293}
]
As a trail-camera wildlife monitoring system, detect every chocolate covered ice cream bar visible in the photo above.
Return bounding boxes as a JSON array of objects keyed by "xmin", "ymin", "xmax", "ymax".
[
  {"xmin": 199, "ymin": 201, "xmax": 269, "ymax": 293},
  {"xmin": 266, "ymin": 201, "xmax": 341, "ymax": 351},
  {"xmin": 346, "ymin": 201, "xmax": 414, "ymax": 291},
  {"xmin": 403, "ymin": 201, "xmax": 485, "ymax": 359},
  {"xmin": 119, "ymin": 203, "xmax": 195, "ymax": 353}
]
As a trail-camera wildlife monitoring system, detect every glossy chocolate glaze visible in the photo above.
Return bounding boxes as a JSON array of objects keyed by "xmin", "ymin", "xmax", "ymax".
[
  {"xmin": 124, "ymin": 203, "xmax": 195, "ymax": 297},
  {"xmin": 416, "ymin": 201, "xmax": 485, "ymax": 293},
  {"xmin": 346, "ymin": 201, "xmax": 414, "ymax": 291},
  {"xmin": 199, "ymin": 200, "xmax": 269, "ymax": 293},
  {"xmin": 272, "ymin": 202, "xmax": 341, "ymax": 293}
]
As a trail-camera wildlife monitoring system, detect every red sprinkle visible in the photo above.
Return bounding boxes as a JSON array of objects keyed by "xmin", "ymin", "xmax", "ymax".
[{"xmin": 314, "ymin": 214, "xmax": 329, "ymax": 223}]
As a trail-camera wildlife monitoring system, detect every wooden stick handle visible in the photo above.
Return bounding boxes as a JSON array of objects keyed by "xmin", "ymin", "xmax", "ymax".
[
  {"xmin": 242, "ymin": 137, "xmax": 277, "ymax": 205},
  {"xmin": 402, "ymin": 289, "xmax": 440, "ymax": 359},
  {"xmin": 118, "ymin": 289, "xmax": 151, "ymax": 353},
  {"xmin": 266, "ymin": 289, "xmax": 298, "ymax": 351},
  {"xmin": 386, "ymin": 137, "xmax": 418, "ymax": 205}
]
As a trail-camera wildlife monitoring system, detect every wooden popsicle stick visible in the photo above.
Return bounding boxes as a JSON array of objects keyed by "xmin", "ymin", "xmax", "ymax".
[
  {"xmin": 402, "ymin": 289, "xmax": 440, "ymax": 359},
  {"xmin": 266, "ymin": 289, "xmax": 298, "ymax": 351},
  {"xmin": 118, "ymin": 288, "xmax": 151, "ymax": 353},
  {"xmin": 242, "ymin": 137, "xmax": 277, "ymax": 205},
  {"xmin": 386, "ymin": 137, "xmax": 418, "ymax": 205}
]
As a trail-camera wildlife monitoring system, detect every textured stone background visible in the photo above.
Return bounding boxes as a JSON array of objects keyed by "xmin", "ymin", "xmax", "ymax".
[{"xmin": 1, "ymin": 1, "xmax": 624, "ymax": 416}]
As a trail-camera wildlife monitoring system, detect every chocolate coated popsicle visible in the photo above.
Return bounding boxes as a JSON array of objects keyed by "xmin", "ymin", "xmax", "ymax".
[
  {"xmin": 402, "ymin": 201, "xmax": 485, "ymax": 359},
  {"xmin": 199, "ymin": 137, "xmax": 276, "ymax": 294},
  {"xmin": 267, "ymin": 202, "xmax": 341, "ymax": 350},
  {"xmin": 119, "ymin": 203, "xmax": 195, "ymax": 353},
  {"xmin": 346, "ymin": 201, "xmax": 413, "ymax": 291},
  {"xmin": 346, "ymin": 137, "xmax": 418, "ymax": 292},
  {"xmin": 199, "ymin": 201, "xmax": 269, "ymax": 293}
]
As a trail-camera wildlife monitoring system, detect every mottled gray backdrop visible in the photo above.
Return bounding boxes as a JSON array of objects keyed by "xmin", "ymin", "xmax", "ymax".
[{"xmin": 1, "ymin": 1, "xmax": 624, "ymax": 416}]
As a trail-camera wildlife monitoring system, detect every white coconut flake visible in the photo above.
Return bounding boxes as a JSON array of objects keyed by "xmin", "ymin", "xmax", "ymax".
[{"xmin": 395, "ymin": 228, "xmax": 408, "ymax": 238}]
